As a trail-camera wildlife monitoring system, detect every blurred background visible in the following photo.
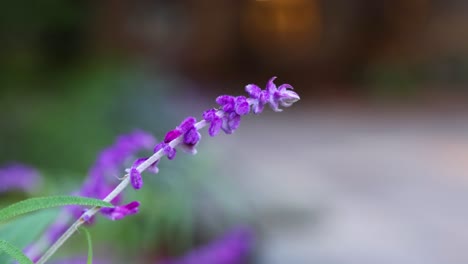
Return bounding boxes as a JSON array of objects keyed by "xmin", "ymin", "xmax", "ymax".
[{"xmin": 1, "ymin": 0, "xmax": 468, "ymax": 263}]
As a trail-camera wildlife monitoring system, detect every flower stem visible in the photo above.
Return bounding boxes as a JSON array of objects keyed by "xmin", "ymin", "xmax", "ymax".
[{"xmin": 36, "ymin": 120, "xmax": 208, "ymax": 264}]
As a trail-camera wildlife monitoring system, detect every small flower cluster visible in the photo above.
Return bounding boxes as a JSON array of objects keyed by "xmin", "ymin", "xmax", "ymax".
[
  {"xmin": 129, "ymin": 77, "xmax": 299, "ymax": 191},
  {"xmin": 0, "ymin": 163, "xmax": 41, "ymax": 193},
  {"xmin": 160, "ymin": 228, "xmax": 253, "ymax": 264}
]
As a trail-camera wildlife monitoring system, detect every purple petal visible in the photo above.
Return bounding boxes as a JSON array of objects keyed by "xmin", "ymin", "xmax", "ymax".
[
  {"xmin": 279, "ymin": 89, "xmax": 300, "ymax": 107},
  {"xmin": 155, "ymin": 142, "xmax": 177, "ymax": 160},
  {"xmin": 216, "ymin": 95, "xmax": 236, "ymax": 112},
  {"xmin": 130, "ymin": 168, "xmax": 143, "ymax": 190},
  {"xmin": 101, "ymin": 201, "xmax": 140, "ymax": 221},
  {"xmin": 164, "ymin": 129, "xmax": 182, "ymax": 143},
  {"xmin": 266, "ymin": 76, "xmax": 278, "ymax": 95},
  {"xmin": 278, "ymin": 83, "xmax": 294, "ymax": 91},
  {"xmin": 178, "ymin": 117, "xmax": 196, "ymax": 132},
  {"xmin": 222, "ymin": 112, "xmax": 241, "ymax": 134},
  {"xmin": 268, "ymin": 98, "xmax": 282, "ymax": 112},
  {"xmin": 245, "ymin": 84, "xmax": 261, "ymax": 98},
  {"xmin": 132, "ymin": 157, "xmax": 148, "ymax": 169},
  {"xmin": 164, "ymin": 144, "xmax": 177, "ymax": 160},
  {"xmin": 235, "ymin": 96, "xmax": 250, "ymax": 116},
  {"xmin": 259, "ymin": 90, "xmax": 269, "ymax": 104},
  {"xmin": 221, "ymin": 117, "xmax": 233, "ymax": 134},
  {"xmin": 203, "ymin": 109, "xmax": 218, "ymax": 121},
  {"xmin": 228, "ymin": 112, "xmax": 241, "ymax": 131},
  {"xmin": 252, "ymin": 101, "xmax": 265, "ymax": 114},
  {"xmin": 208, "ymin": 117, "xmax": 223, "ymax": 137},
  {"xmin": 184, "ymin": 127, "xmax": 201, "ymax": 145}
]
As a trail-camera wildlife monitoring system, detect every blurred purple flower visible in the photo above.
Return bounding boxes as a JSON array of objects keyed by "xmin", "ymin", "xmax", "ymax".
[
  {"xmin": 161, "ymin": 228, "xmax": 254, "ymax": 264},
  {"xmin": 0, "ymin": 163, "xmax": 41, "ymax": 193},
  {"xmin": 80, "ymin": 130, "xmax": 156, "ymax": 199}
]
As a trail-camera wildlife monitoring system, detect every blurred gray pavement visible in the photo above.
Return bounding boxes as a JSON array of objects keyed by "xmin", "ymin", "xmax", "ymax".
[{"xmin": 213, "ymin": 106, "xmax": 468, "ymax": 264}]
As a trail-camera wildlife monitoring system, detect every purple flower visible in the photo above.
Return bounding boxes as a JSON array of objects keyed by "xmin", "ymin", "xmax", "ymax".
[
  {"xmin": 216, "ymin": 96, "xmax": 236, "ymax": 113},
  {"xmin": 203, "ymin": 109, "xmax": 223, "ymax": 137},
  {"xmin": 245, "ymin": 84, "xmax": 268, "ymax": 115},
  {"xmin": 100, "ymin": 201, "xmax": 140, "ymax": 221},
  {"xmin": 265, "ymin": 76, "xmax": 300, "ymax": 112},
  {"xmin": 0, "ymin": 163, "xmax": 41, "ymax": 193},
  {"xmin": 130, "ymin": 167, "xmax": 143, "ymax": 190},
  {"xmin": 234, "ymin": 96, "xmax": 250, "ymax": 116},
  {"xmin": 154, "ymin": 142, "xmax": 177, "ymax": 160},
  {"xmin": 161, "ymin": 117, "xmax": 201, "ymax": 155},
  {"xmin": 160, "ymin": 228, "xmax": 254, "ymax": 264},
  {"xmin": 221, "ymin": 112, "xmax": 241, "ymax": 135}
]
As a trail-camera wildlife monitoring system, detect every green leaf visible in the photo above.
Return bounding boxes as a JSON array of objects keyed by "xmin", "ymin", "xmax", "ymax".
[
  {"xmin": 0, "ymin": 240, "xmax": 33, "ymax": 264},
  {"xmin": 0, "ymin": 196, "xmax": 113, "ymax": 222},
  {"xmin": 80, "ymin": 227, "xmax": 93, "ymax": 264},
  {"xmin": 0, "ymin": 209, "xmax": 58, "ymax": 263}
]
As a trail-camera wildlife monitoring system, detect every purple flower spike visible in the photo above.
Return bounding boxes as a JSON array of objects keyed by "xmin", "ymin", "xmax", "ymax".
[
  {"xmin": 130, "ymin": 168, "xmax": 143, "ymax": 190},
  {"xmin": 101, "ymin": 201, "xmax": 140, "ymax": 221}
]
